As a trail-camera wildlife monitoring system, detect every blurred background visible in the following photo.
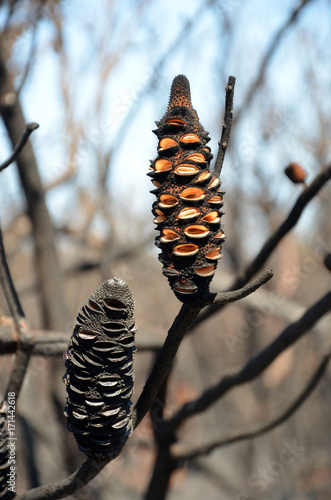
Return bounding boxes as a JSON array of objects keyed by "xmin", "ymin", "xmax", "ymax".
[{"xmin": 0, "ymin": 0, "xmax": 330, "ymax": 498}]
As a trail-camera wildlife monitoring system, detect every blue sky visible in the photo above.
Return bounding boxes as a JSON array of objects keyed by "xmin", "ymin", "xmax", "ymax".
[{"xmin": 0, "ymin": 0, "xmax": 330, "ymax": 254}]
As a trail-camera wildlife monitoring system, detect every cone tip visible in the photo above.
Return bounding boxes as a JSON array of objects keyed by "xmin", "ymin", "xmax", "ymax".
[{"xmin": 168, "ymin": 74, "xmax": 192, "ymax": 109}]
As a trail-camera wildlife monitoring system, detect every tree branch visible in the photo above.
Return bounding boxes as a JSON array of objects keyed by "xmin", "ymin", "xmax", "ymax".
[
  {"xmin": 0, "ymin": 53, "xmax": 67, "ymax": 331},
  {"xmin": 195, "ymin": 164, "xmax": 331, "ymax": 326},
  {"xmin": 133, "ymin": 303, "xmax": 201, "ymax": 429},
  {"xmin": 159, "ymin": 290, "xmax": 331, "ymax": 437},
  {"xmin": 208, "ymin": 269, "xmax": 273, "ymax": 305},
  {"xmin": 234, "ymin": 0, "xmax": 315, "ymax": 124},
  {"xmin": 0, "ymin": 122, "xmax": 39, "ymax": 172},
  {"xmin": 17, "ymin": 458, "xmax": 110, "ymax": 500},
  {"xmin": 133, "ymin": 271, "xmax": 272, "ymax": 429},
  {"xmin": 174, "ymin": 354, "xmax": 330, "ymax": 461},
  {"xmin": 0, "ymin": 227, "xmax": 35, "ymax": 398},
  {"xmin": 213, "ymin": 75, "xmax": 235, "ymax": 177}
]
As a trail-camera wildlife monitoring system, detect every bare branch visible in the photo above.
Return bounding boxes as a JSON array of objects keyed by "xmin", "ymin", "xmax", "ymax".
[
  {"xmin": 0, "ymin": 327, "xmax": 163, "ymax": 356},
  {"xmin": 17, "ymin": 457, "xmax": 109, "ymax": 500},
  {"xmin": 133, "ymin": 303, "xmax": 201, "ymax": 429},
  {"xmin": 160, "ymin": 290, "xmax": 331, "ymax": 437},
  {"xmin": 174, "ymin": 355, "xmax": 330, "ymax": 461},
  {"xmin": 208, "ymin": 269, "xmax": 273, "ymax": 305},
  {"xmin": 234, "ymin": 0, "xmax": 315, "ymax": 124},
  {"xmin": 0, "ymin": 122, "xmax": 39, "ymax": 172},
  {"xmin": 133, "ymin": 271, "xmax": 273, "ymax": 428},
  {"xmin": 212, "ymin": 75, "xmax": 235, "ymax": 177},
  {"xmin": 0, "ymin": 227, "xmax": 35, "ymax": 398},
  {"xmin": 0, "ymin": 52, "xmax": 67, "ymax": 330},
  {"xmin": 195, "ymin": 164, "xmax": 331, "ymax": 327}
]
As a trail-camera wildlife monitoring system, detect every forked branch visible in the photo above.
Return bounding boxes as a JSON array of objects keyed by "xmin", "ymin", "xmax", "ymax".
[
  {"xmin": 159, "ymin": 290, "xmax": 331, "ymax": 437},
  {"xmin": 174, "ymin": 354, "xmax": 330, "ymax": 461}
]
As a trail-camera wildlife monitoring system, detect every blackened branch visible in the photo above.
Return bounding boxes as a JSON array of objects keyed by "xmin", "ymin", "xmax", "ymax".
[
  {"xmin": 209, "ymin": 269, "xmax": 273, "ymax": 305},
  {"xmin": 133, "ymin": 303, "xmax": 201, "ymax": 429},
  {"xmin": 17, "ymin": 458, "xmax": 109, "ymax": 500},
  {"xmin": 174, "ymin": 355, "xmax": 330, "ymax": 461},
  {"xmin": 0, "ymin": 122, "xmax": 39, "ymax": 172},
  {"xmin": 0, "ymin": 227, "xmax": 35, "ymax": 398},
  {"xmin": 233, "ymin": 164, "xmax": 331, "ymax": 290},
  {"xmin": 195, "ymin": 164, "xmax": 331, "ymax": 327},
  {"xmin": 213, "ymin": 75, "xmax": 236, "ymax": 177},
  {"xmin": 159, "ymin": 291, "xmax": 331, "ymax": 437}
]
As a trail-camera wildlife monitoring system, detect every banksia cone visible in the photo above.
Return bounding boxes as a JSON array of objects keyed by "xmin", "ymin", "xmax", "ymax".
[
  {"xmin": 149, "ymin": 75, "xmax": 225, "ymax": 303},
  {"xmin": 63, "ymin": 278, "xmax": 136, "ymax": 461}
]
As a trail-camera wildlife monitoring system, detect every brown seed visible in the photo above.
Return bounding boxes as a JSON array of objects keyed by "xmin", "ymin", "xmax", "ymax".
[
  {"xmin": 177, "ymin": 207, "xmax": 200, "ymax": 220},
  {"xmin": 153, "ymin": 209, "xmax": 166, "ymax": 224},
  {"xmin": 159, "ymin": 137, "xmax": 178, "ymax": 150},
  {"xmin": 166, "ymin": 118, "xmax": 186, "ymax": 126},
  {"xmin": 284, "ymin": 163, "xmax": 307, "ymax": 184},
  {"xmin": 208, "ymin": 195, "xmax": 223, "ymax": 204},
  {"xmin": 159, "ymin": 194, "xmax": 178, "ymax": 208},
  {"xmin": 193, "ymin": 170, "xmax": 211, "ymax": 183},
  {"xmin": 78, "ymin": 330, "xmax": 99, "ymax": 340},
  {"xmin": 152, "ymin": 180, "xmax": 161, "ymax": 188},
  {"xmin": 201, "ymin": 211, "xmax": 221, "ymax": 224},
  {"xmin": 180, "ymin": 133, "xmax": 200, "ymax": 144},
  {"xmin": 194, "ymin": 265, "xmax": 216, "ymax": 277},
  {"xmin": 208, "ymin": 176, "xmax": 220, "ymax": 189},
  {"xmin": 180, "ymin": 187, "xmax": 205, "ymax": 202},
  {"xmin": 161, "ymin": 228, "xmax": 180, "ymax": 243},
  {"xmin": 185, "ymin": 153, "xmax": 205, "ymax": 162},
  {"xmin": 103, "ymin": 298, "xmax": 126, "ymax": 311},
  {"xmin": 154, "ymin": 159, "xmax": 172, "ymax": 172},
  {"xmin": 214, "ymin": 230, "xmax": 226, "ymax": 240},
  {"xmin": 153, "ymin": 214, "xmax": 166, "ymax": 224},
  {"xmin": 173, "ymin": 279, "xmax": 197, "ymax": 294},
  {"xmin": 184, "ymin": 225, "xmax": 210, "ymax": 238},
  {"xmin": 173, "ymin": 243, "xmax": 199, "ymax": 257},
  {"xmin": 174, "ymin": 164, "xmax": 199, "ymax": 176},
  {"xmin": 88, "ymin": 299, "xmax": 103, "ymax": 313},
  {"xmin": 205, "ymin": 248, "xmax": 222, "ymax": 260},
  {"xmin": 162, "ymin": 267, "xmax": 180, "ymax": 277}
]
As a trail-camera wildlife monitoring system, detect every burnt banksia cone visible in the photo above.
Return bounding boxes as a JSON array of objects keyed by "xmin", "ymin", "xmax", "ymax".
[
  {"xmin": 63, "ymin": 278, "xmax": 136, "ymax": 461},
  {"xmin": 149, "ymin": 75, "xmax": 226, "ymax": 303}
]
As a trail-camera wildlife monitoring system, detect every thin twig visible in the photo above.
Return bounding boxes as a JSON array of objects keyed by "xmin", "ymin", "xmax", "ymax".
[
  {"xmin": 0, "ymin": 227, "xmax": 25, "ymax": 326},
  {"xmin": 159, "ymin": 290, "xmax": 331, "ymax": 437},
  {"xmin": 213, "ymin": 75, "xmax": 235, "ymax": 177},
  {"xmin": 234, "ymin": 0, "xmax": 314, "ymax": 124},
  {"xmin": 0, "ymin": 122, "xmax": 39, "ymax": 172},
  {"xmin": 174, "ymin": 354, "xmax": 330, "ymax": 461},
  {"xmin": 208, "ymin": 269, "xmax": 273, "ymax": 305},
  {"xmin": 0, "ymin": 329, "xmax": 163, "ymax": 357},
  {"xmin": 195, "ymin": 164, "xmax": 331, "ymax": 327},
  {"xmin": 0, "ymin": 227, "xmax": 35, "ymax": 398},
  {"xmin": 15, "ymin": 1, "xmax": 46, "ymax": 97}
]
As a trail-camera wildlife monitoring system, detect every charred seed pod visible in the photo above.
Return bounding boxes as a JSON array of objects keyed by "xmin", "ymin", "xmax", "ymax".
[
  {"xmin": 63, "ymin": 278, "xmax": 136, "ymax": 461},
  {"xmin": 0, "ymin": 398, "xmax": 14, "ymax": 499},
  {"xmin": 149, "ymin": 75, "xmax": 226, "ymax": 303},
  {"xmin": 284, "ymin": 162, "xmax": 307, "ymax": 184}
]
